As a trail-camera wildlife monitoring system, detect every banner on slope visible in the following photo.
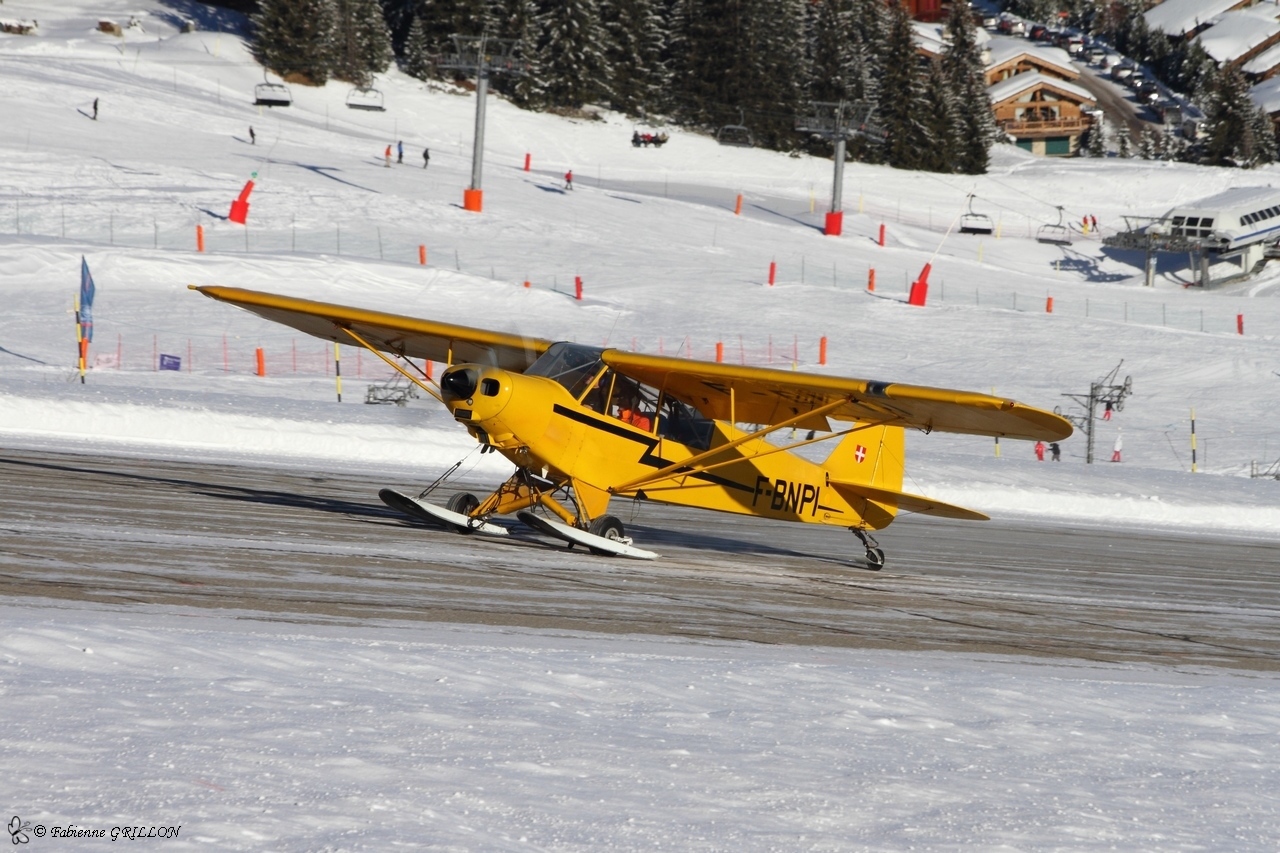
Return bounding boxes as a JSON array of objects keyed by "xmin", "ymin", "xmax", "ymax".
[{"xmin": 76, "ymin": 256, "xmax": 97, "ymax": 383}]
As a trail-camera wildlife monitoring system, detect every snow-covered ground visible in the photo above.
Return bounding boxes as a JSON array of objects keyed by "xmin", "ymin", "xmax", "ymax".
[{"xmin": 3, "ymin": 2, "xmax": 1279, "ymax": 849}]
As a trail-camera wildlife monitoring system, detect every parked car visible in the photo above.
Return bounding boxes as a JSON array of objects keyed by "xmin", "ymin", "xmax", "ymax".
[
  {"xmin": 982, "ymin": 14, "xmax": 999, "ymax": 29},
  {"xmin": 1087, "ymin": 46, "xmax": 1107, "ymax": 64},
  {"xmin": 1111, "ymin": 62, "xmax": 1135, "ymax": 81},
  {"xmin": 1028, "ymin": 24, "xmax": 1049, "ymax": 41},
  {"xmin": 997, "ymin": 16, "xmax": 1026, "ymax": 36},
  {"xmin": 1136, "ymin": 81, "xmax": 1161, "ymax": 104}
]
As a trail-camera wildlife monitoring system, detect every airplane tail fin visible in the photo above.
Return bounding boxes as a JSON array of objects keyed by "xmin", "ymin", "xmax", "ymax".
[
  {"xmin": 822, "ymin": 424, "xmax": 906, "ymax": 492},
  {"xmin": 822, "ymin": 425, "xmax": 988, "ymax": 525}
]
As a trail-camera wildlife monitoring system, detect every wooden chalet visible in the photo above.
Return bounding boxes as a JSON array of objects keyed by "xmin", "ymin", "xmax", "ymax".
[
  {"xmin": 988, "ymin": 72, "xmax": 1097, "ymax": 156},
  {"xmin": 984, "ymin": 41, "xmax": 1079, "ymax": 87}
]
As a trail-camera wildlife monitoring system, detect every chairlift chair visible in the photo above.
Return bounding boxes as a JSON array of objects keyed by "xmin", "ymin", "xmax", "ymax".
[
  {"xmin": 959, "ymin": 193, "xmax": 994, "ymax": 235},
  {"xmin": 1037, "ymin": 206, "xmax": 1073, "ymax": 246},
  {"xmin": 254, "ymin": 82, "xmax": 292, "ymax": 108},
  {"xmin": 717, "ymin": 109, "xmax": 755, "ymax": 148},
  {"xmin": 346, "ymin": 86, "xmax": 385, "ymax": 112}
]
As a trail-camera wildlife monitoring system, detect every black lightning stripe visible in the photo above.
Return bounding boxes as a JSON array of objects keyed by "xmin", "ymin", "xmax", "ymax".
[{"xmin": 551, "ymin": 404, "xmax": 754, "ymax": 493}]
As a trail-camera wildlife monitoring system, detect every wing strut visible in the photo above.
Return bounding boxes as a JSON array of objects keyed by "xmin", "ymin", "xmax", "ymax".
[
  {"xmin": 339, "ymin": 324, "xmax": 443, "ymax": 403},
  {"xmin": 610, "ymin": 397, "xmax": 860, "ymax": 495},
  {"xmin": 626, "ymin": 418, "xmax": 899, "ymax": 495}
]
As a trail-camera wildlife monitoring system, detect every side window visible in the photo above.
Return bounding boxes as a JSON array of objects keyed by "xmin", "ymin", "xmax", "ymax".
[
  {"xmin": 610, "ymin": 376, "xmax": 656, "ymax": 431},
  {"xmin": 656, "ymin": 397, "xmax": 714, "ymax": 451}
]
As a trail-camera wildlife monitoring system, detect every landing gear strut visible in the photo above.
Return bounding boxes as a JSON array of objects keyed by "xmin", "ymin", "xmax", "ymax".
[{"xmin": 852, "ymin": 528, "xmax": 885, "ymax": 571}]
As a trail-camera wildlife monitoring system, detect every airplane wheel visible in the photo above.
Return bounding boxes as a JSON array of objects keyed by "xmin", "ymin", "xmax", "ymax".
[
  {"xmin": 865, "ymin": 548, "xmax": 885, "ymax": 571},
  {"xmin": 446, "ymin": 492, "xmax": 479, "ymax": 534},
  {"xmin": 587, "ymin": 515, "xmax": 625, "ymax": 556}
]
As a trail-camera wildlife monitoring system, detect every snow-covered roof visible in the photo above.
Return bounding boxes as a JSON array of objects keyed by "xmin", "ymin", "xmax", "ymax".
[
  {"xmin": 911, "ymin": 19, "xmax": 990, "ymax": 57},
  {"xmin": 1243, "ymin": 40, "xmax": 1280, "ymax": 76},
  {"xmin": 913, "ymin": 20, "xmax": 947, "ymax": 56},
  {"xmin": 1194, "ymin": 6, "xmax": 1280, "ymax": 65},
  {"xmin": 987, "ymin": 71, "xmax": 1094, "ymax": 106},
  {"xmin": 985, "ymin": 40, "xmax": 1077, "ymax": 79},
  {"xmin": 1145, "ymin": 0, "xmax": 1248, "ymax": 37},
  {"xmin": 1250, "ymin": 74, "xmax": 1280, "ymax": 113},
  {"xmin": 1161, "ymin": 186, "xmax": 1280, "ymax": 217}
]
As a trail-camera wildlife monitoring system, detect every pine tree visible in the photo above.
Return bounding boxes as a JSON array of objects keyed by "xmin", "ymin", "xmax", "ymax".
[
  {"xmin": 412, "ymin": 0, "xmax": 491, "ymax": 80},
  {"xmin": 602, "ymin": 0, "xmax": 669, "ymax": 116},
  {"xmin": 941, "ymin": 0, "xmax": 995, "ymax": 174},
  {"xmin": 1086, "ymin": 118, "xmax": 1107, "ymax": 158},
  {"xmin": 331, "ymin": 0, "xmax": 393, "ymax": 87},
  {"xmin": 809, "ymin": 0, "xmax": 853, "ymax": 103},
  {"xmin": 878, "ymin": 0, "xmax": 928, "ymax": 170},
  {"xmin": 251, "ymin": 0, "xmax": 337, "ymax": 85},
  {"xmin": 490, "ymin": 0, "xmax": 544, "ymax": 108},
  {"xmin": 1138, "ymin": 127, "xmax": 1157, "ymax": 160},
  {"xmin": 844, "ymin": 0, "xmax": 885, "ymax": 163},
  {"xmin": 1202, "ymin": 65, "xmax": 1265, "ymax": 167},
  {"xmin": 742, "ymin": 0, "xmax": 808, "ymax": 149},
  {"xmin": 665, "ymin": 0, "xmax": 726, "ymax": 127},
  {"xmin": 402, "ymin": 14, "xmax": 433, "ymax": 80},
  {"xmin": 539, "ymin": 0, "xmax": 613, "ymax": 109},
  {"xmin": 1116, "ymin": 128, "xmax": 1131, "ymax": 159},
  {"xmin": 919, "ymin": 58, "xmax": 960, "ymax": 172},
  {"xmin": 1251, "ymin": 106, "xmax": 1278, "ymax": 166}
]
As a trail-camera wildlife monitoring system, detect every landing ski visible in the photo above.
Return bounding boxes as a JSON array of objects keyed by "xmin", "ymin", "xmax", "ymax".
[
  {"xmin": 379, "ymin": 488, "xmax": 509, "ymax": 536},
  {"xmin": 516, "ymin": 510, "xmax": 658, "ymax": 560}
]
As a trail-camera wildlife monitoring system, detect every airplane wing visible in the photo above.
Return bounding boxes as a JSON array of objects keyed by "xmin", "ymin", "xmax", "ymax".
[
  {"xmin": 189, "ymin": 286, "xmax": 553, "ymax": 371},
  {"xmin": 600, "ymin": 351, "xmax": 1072, "ymax": 441}
]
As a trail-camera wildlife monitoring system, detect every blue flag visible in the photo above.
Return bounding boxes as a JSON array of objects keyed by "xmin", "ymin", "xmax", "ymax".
[{"xmin": 79, "ymin": 256, "xmax": 96, "ymax": 342}]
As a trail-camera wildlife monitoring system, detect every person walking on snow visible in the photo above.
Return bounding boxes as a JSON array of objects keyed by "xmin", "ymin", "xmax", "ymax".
[
  {"xmin": 564, "ymin": 169, "xmax": 573, "ymax": 190},
  {"xmin": 92, "ymin": 97, "xmax": 98, "ymax": 120},
  {"xmin": 422, "ymin": 147, "xmax": 430, "ymax": 169},
  {"xmin": 1050, "ymin": 442, "xmax": 1061, "ymax": 462},
  {"xmin": 1110, "ymin": 430, "xmax": 1123, "ymax": 462},
  {"xmin": 397, "ymin": 140, "xmax": 403, "ymax": 164},
  {"xmin": 1034, "ymin": 440, "xmax": 1046, "ymax": 461},
  {"xmin": 249, "ymin": 126, "xmax": 255, "ymax": 145},
  {"xmin": 384, "ymin": 145, "xmax": 392, "ymax": 168}
]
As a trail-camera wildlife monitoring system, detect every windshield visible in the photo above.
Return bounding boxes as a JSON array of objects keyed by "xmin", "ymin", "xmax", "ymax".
[{"xmin": 526, "ymin": 342, "xmax": 605, "ymax": 399}]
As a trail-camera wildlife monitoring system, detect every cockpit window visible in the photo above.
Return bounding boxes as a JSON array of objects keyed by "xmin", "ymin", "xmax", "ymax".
[{"xmin": 526, "ymin": 342, "xmax": 605, "ymax": 399}]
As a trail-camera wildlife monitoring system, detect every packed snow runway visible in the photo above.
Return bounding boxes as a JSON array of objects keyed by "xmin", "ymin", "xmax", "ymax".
[{"xmin": 3, "ymin": 447, "xmax": 1277, "ymax": 670}]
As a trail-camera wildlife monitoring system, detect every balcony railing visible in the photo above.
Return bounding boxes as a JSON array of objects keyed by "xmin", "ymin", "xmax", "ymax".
[{"xmin": 1000, "ymin": 117, "xmax": 1090, "ymax": 136}]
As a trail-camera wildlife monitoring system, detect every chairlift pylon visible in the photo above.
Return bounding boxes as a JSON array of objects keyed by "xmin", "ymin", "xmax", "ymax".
[
  {"xmin": 346, "ymin": 86, "xmax": 385, "ymax": 112},
  {"xmin": 717, "ymin": 109, "xmax": 755, "ymax": 148},
  {"xmin": 253, "ymin": 81, "xmax": 292, "ymax": 108},
  {"xmin": 1037, "ymin": 205, "xmax": 1073, "ymax": 246},
  {"xmin": 960, "ymin": 193, "xmax": 994, "ymax": 235}
]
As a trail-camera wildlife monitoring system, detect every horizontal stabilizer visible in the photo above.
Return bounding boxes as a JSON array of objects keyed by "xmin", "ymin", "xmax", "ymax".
[{"xmin": 829, "ymin": 480, "xmax": 989, "ymax": 521}]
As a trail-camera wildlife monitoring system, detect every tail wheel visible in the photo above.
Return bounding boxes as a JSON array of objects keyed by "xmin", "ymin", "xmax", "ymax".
[
  {"xmin": 445, "ymin": 492, "xmax": 480, "ymax": 534},
  {"xmin": 587, "ymin": 515, "xmax": 625, "ymax": 556},
  {"xmin": 865, "ymin": 547, "xmax": 885, "ymax": 571}
]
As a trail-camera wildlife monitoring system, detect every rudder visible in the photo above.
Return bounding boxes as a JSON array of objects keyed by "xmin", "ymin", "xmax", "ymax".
[{"xmin": 822, "ymin": 423, "xmax": 905, "ymax": 493}]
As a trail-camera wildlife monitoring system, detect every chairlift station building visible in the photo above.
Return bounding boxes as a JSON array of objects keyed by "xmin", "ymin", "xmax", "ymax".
[{"xmin": 1106, "ymin": 185, "xmax": 1280, "ymax": 286}]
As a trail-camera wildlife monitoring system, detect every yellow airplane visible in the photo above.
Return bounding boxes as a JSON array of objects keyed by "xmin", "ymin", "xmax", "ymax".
[{"xmin": 192, "ymin": 286, "xmax": 1072, "ymax": 568}]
